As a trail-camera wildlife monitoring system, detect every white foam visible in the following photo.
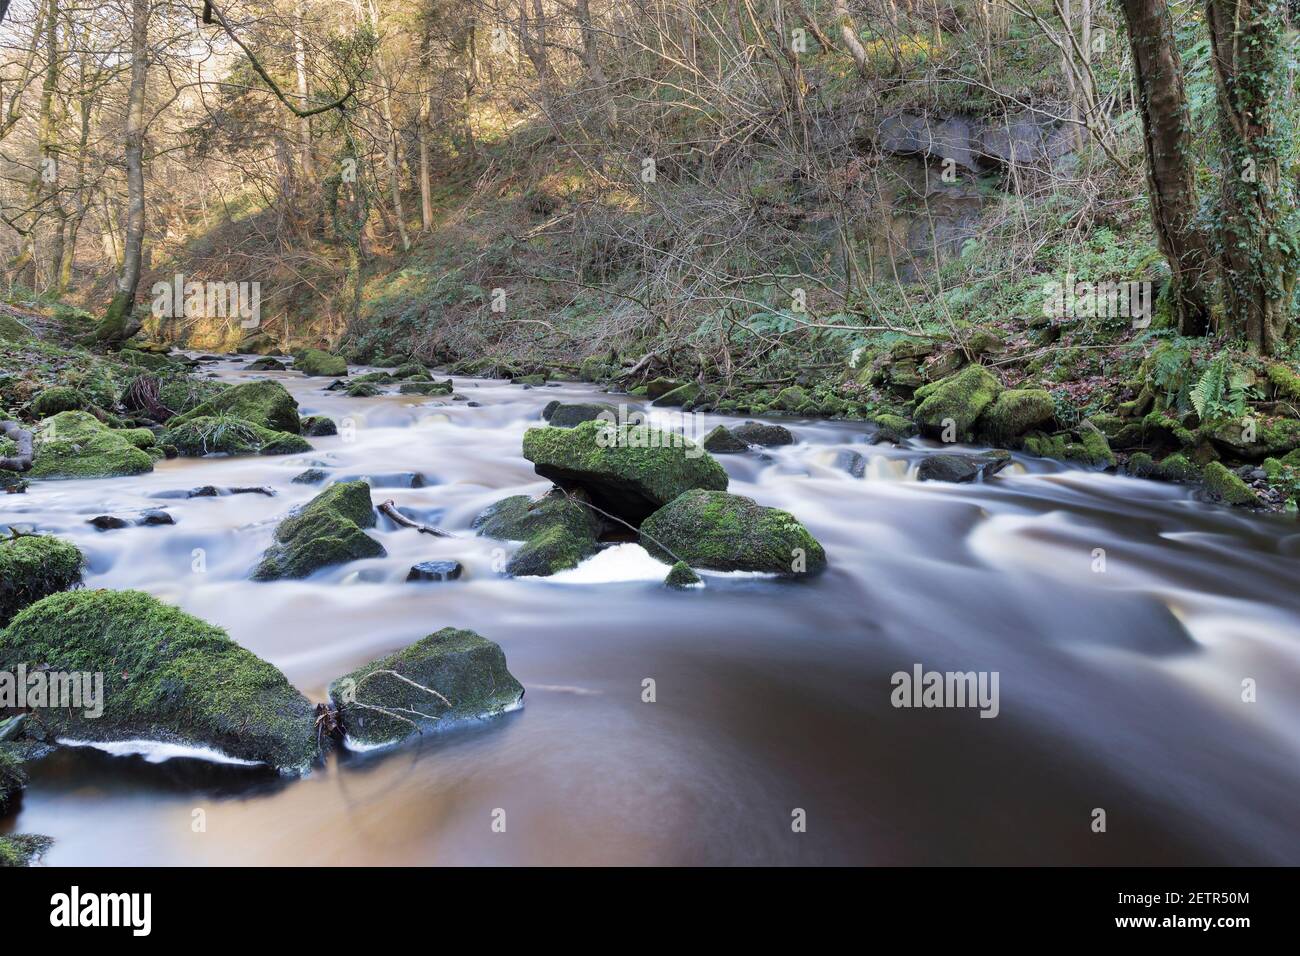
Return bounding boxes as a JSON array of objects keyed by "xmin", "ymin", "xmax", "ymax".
[
  {"xmin": 537, "ymin": 543, "xmax": 671, "ymax": 583},
  {"xmin": 57, "ymin": 737, "xmax": 262, "ymax": 766}
]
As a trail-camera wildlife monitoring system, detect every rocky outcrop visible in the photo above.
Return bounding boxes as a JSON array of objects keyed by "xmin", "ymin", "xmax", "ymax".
[
  {"xmin": 252, "ymin": 481, "xmax": 385, "ymax": 580},
  {"xmin": 473, "ymin": 489, "xmax": 602, "ymax": 576}
]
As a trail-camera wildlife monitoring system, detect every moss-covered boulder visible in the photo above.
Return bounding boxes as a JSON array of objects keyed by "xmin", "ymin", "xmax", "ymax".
[
  {"xmin": 162, "ymin": 416, "xmax": 311, "ymax": 457},
  {"xmin": 871, "ymin": 414, "xmax": 918, "ymax": 443},
  {"xmin": 773, "ymin": 386, "xmax": 810, "ymax": 411},
  {"xmin": 977, "ymin": 389, "xmax": 1055, "ymax": 444},
  {"xmin": 544, "ymin": 401, "xmax": 619, "ymax": 428},
  {"xmin": 1155, "ymin": 453, "xmax": 1202, "ymax": 483},
  {"xmin": 522, "ymin": 419, "xmax": 728, "ymax": 524},
  {"xmin": 0, "ymin": 533, "xmax": 83, "ymax": 626},
  {"xmin": 644, "ymin": 377, "xmax": 681, "ymax": 399},
  {"xmin": 168, "ymin": 380, "xmax": 300, "ymax": 433},
  {"xmin": 472, "ymin": 490, "xmax": 601, "ymax": 576},
  {"xmin": 640, "ymin": 489, "xmax": 827, "ymax": 576},
  {"xmin": 1204, "ymin": 416, "xmax": 1300, "ymax": 460},
  {"xmin": 0, "ymin": 745, "xmax": 26, "ymax": 811},
  {"xmin": 732, "ymin": 421, "xmax": 794, "ymax": 446},
  {"xmin": 31, "ymin": 386, "xmax": 91, "ymax": 417},
  {"xmin": 1203, "ymin": 461, "xmax": 1259, "ymax": 507},
  {"xmin": 702, "ymin": 425, "xmax": 749, "ymax": 453},
  {"xmin": 653, "ymin": 383, "xmax": 700, "ymax": 407},
  {"xmin": 295, "ymin": 349, "xmax": 348, "ymax": 377},
  {"xmin": 0, "ymin": 590, "xmax": 319, "ymax": 773},
  {"xmin": 245, "ymin": 357, "xmax": 286, "ymax": 372},
  {"xmin": 664, "ymin": 560, "xmax": 702, "ymax": 589},
  {"xmin": 328, "ymin": 627, "xmax": 524, "ymax": 748},
  {"xmin": 392, "ymin": 362, "xmax": 429, "ymax": 380},
  {"xmin": 913, "ymin": 365, "xmax": 1002, "ymax": 439},
  {"xmin": 252, "ymin": 481, "xmax": 385, "ymax": 580},
  {"xmin": 398, "ymin": 380, "xmax": 453, "ymax": 396},
  {"xmin": 1023, "ymin": 422, "xmax": 1115, "ymax": 468},
  {"xmin": 0, "ymin": 834, "xmax": 52, "ymax": 866},
  {"xmin": 346, "ymin": 381, "xmax": 382, "ymax": 398},
  {"xmin": 29, "ymin": 411, "xmax": 155, "ymax": 479}
]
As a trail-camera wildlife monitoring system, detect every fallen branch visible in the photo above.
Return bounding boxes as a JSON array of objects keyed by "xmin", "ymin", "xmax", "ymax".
[
  {"xmin": 557, "ymin": 488, "xmax": 697, "ymax": 574},
  {"xmin": 0, "ymin": 420, "xmax": 33, "ymax": 472},
  {"xmin": 378, "ymin": 500, "xmax": 454, "ymax": 537}
]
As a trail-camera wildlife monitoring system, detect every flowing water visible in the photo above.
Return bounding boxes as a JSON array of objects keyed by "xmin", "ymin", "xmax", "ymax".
[{"xmin": 4, "ymin": 357, "xmax": 1299, "ymax": 865}]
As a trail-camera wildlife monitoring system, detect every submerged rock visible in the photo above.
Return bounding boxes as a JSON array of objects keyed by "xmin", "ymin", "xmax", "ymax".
[
  {"xmin": 29, "ymin": 411, "xmax": 155, "ymax": 479},
  {"xmin": 137, "ymin": 509, "xmax": 175, "ymax": 526},
  {"xmin": 161, "ymin": 416, "xmax": 311, "ymax": 457},
  {"xmin": 167, "ymin": 380, "xmax": 301, "ymax": 434},
  {"xmin": 328, "ymin": 627, "xmax": 524, "ymax": 748},
  {"xmin": 291, "ymin": 468, "xmax": 329, "ymax": 485},
  {"xmin": 916, "ymin": 452, "xmax": 1010, "ymax": 483},
  {"xmin": 913, "ymin": 365, "xmax": 1002, "ymax": 440},
  {"xmin": 295, "ymin": 349, "xmax": 348, "ymax": 377},
  {"xmin": 473, "ymin": 490, "xmax": 601, "ymax": 576},
  {"xmin": 407, "ymin": 560, "xmax": 464, "ymax": 582},
  {"xmin": 89, "ymin": 515, "xmax": 128, "ymax": 531},
  {"xmin": 252, "ymin": 481, "xmax": 385, "ymax": 580},
  {"xmin": 640, "ymin": 489, "xmax": 827, "ymax": 576},
  {"xmin": 0, "ymin": 533, "xmax": 83, "ymax": 626},
  {"xmin": 523, "ymin": 419, "xmax": 728, "ymax": 524},
  {"xmin": 0, "ymin": 589, "xmax": 319, "ymax": 773}
]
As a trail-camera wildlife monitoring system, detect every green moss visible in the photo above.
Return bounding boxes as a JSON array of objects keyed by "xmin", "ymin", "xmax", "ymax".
[
  {"xmin": 252, "ymin": 480, "xmax": 384, "ymax": 580},
  {"xmin": 473, "ymin": 491, "xmax": 601, "ymax": 576},
  {"xmin": 1204, "ymin": 416, "xmax": 1300, "ymax": 458},
  {"xmin": 328, "ymin": 627, "xmax": 524, "ymax": 747},
  {"xmin": 168, "ymin": 380, "xmax": 300, "ymax": 433},
  {"xmin": 1202, "ymin": 461, "xmax": 1259, "ymax": 507},
  {"xmin": 913, "ymin": 365, "xmax": 1001, "ymax": 439},
  {"xmin": 295, "ymin": 349, "xmax": 348, "ymax": 377},
  {"xmin": 31, "ymin": 386, "xmax": 90, "ymax": 417},
  {"xmin": 162, "ymin": 416, "xmax": 310, "ymax": 457},
  {"xmin": 546, "ymin": 402, "xmax": 619, "ymax": 428},
  {"xmin": 653, "ymin": 383, "xmax": 700, "ymax": 407},
  {"xmin": 346, "ymin": 381, "xmax": 383, "ymax": 397},
  {"xmin": 1126, "ymin": 452, "xmax": 1156, "ymax": 478},
  {"xmin": 1070, "ymin": 422, "xmax": 1115, "ymax": 468},
  {"xmin": 664, "ymin": 560, "xmax": 702, "ymax": 588},
  {"xmin": 1267, "ymin": 363, "xmax": 1300, "ymax": 401},
  {"xmin": 0, "ymin": 745, "xmax": 26, "ymax": 811},
  {"xmin": 0, "ymin": 590, "xmax": 318, "ymax": 772},
  {"xmin": 0, "ymin": 834, "xmax": 53, "ymax": 867},
  {"xmin": 29, "ymin": 411, "xmax": 155, "ymax": 479},
  {"xmin": 0, "ymin": 533, "xmax": 83, "ymax": 626},
  {"xmin": 872, "ymin": 414, "xmax": 918, "ymax": 441},
  {"xmin": 773, "ymin": 386, "xmax": 809, "ymax": 411},
  {"xmin": 300, "ymin": 415, "xmax": 337, "ymax": 437},
  {"xmin": 392, "ymin": 362, "xmax": 428, "ymax": 379},
  {"xmin": 522, "ymin": 419, "xmax": 728, "ymax": 524},
  {"xmin": 640, "ymin": 489, "xmax": 827, "ymax": 576},
  {"xmin": 156, "ymin": 374, "xmax": 229, "ymax": 415},
  {"xmin": 398, "ymin": 380, "xmax": 453, "ymax": 395},
  {"xmin": 0, "ymin": 314, "xmax": 34, "ymax": 342},
  {"xmin": 977, "ymin": 389, "xmax": 1055, "ymax": 444}
]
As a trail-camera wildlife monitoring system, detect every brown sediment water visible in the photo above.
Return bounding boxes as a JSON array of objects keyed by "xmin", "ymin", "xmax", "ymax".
[{"xmin": 3, "ymin": 358, "xmax": 1298, "ymax": 865}]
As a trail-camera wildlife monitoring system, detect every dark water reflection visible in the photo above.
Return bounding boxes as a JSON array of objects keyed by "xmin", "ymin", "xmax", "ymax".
[{"xmin": 3, "ymin": 359, "xmax": 1298, "ymax": 864}]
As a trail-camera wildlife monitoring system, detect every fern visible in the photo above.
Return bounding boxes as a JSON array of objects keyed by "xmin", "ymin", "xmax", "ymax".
[{"xmin": 1190, "ymin": 358, "xmax": 1247, "ymax": 422}]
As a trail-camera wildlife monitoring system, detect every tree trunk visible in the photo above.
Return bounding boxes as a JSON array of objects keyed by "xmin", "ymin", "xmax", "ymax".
[
  {"xmin": 1118, "ymin": 0, "xmax": 1212, "ymax": 336},
  {"xmin": 92, "ymin": 0, "xmax": 148, "ymax": 345},
  {"xmin": 1206, "ymin": 0, "xmax": 1296, "ymax": 354}
]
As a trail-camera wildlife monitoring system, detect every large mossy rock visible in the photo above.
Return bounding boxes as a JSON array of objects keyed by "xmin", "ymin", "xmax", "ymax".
[
  {"xmin": 0, "ymin": 533, "xmax": 83, "ymax": 626},
  {"xmin": 1202, "ymin": 461, "xmax": 1259, "ymax": 506},
  {"xmin": 168, "ymin": 380, "xmax": 300, "ymax": 433},
  {"xmin": 162, "ymin": 416, "xmax": 311, "ymax": 457},
  {"xmin": 640, "ymin": 489, "xmax": 827, "ymax": 576},
  {"xmin": 30, "ymin": 386, "xmax": 91, "ymax": 417},
  {"xmin": 1204, "ymin": 416, "xmax": 1300, "ymax": 460},
  {"xmin": 29, "ymin": 411, "xmax": 155, "ymax": 479},
  {"xmin": 0, "ymin": 590, "xmax": 318, "ymax": 773},
  {"xmin": 252, "ymin": 481, "xmax": 385, "ymax": 580},
  {"xmin": 327, "ymin": 627, "xmax": 524, "ymax": 748},
  {"xmin": 522, "ymin": 419, "xmax": 728, "ymax": 524},
  {"xmin": 472, "ymin": 490, "xmax": 601, "ymax": 576},
  {"xmin": 295, "ymin": 349, "xmax": 348, "ymax": 377},
  {"xmin": 912, "ymin": 365, "xmax": 1002, "ymax": 439},
  {"xmin": 977, "ymin": 389, "xmax": 1055, "ymax": 445}
]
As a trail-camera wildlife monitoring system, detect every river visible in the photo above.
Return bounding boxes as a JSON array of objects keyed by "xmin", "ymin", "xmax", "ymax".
[{"xmin": 4, "ymin": 357, "xmax": 1298, "ymax": 865}]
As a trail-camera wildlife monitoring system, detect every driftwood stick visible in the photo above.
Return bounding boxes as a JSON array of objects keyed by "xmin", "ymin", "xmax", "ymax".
[
  {"xmin": 557, "ymin": 488, "xmax": 697, "ymax": 573},
  {"xmin": 0, "ymin": 420, "xmax": 33, "ymax": 472},
  {"xmin": 378, "ymin": 500, "xmax": 454, "ymax": 537}
]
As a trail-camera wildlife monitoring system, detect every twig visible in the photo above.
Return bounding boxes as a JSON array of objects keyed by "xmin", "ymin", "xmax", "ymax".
[
  {"xmin": 378, "ymin": 500, "xmax": 455, "ymax": 537},
  {"xmin": 557, "ymin": 488, "xmax": 697, "ymax": 574}
]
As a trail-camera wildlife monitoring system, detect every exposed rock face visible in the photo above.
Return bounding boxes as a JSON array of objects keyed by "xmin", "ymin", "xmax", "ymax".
[
  {"xmin": 522, "ymin": 419, "xmax": 728, "ymax": 525},
  {"xmin": 0, "ymin": 533, "xmax": 83, "ymax": 626},
  {"xmin": 252, "ymin": 481, "xmax": 385, "ymax": 580},
  {"xmin": 879, "ymin": 110, "xmax": 1073, "ymax": 171},
  {"xmin": 640, "ymin": 489, "xmax": 827, "ymax": 576},
  {"xmin": 473, "ymin": 490, "xmax": 602, "ymax": 576},
  {"xmin": 328, "ymin": 627, "xmax": 524, "ymax": 748},
  {"xmin": 29, "ymin": 412, "xmax": 156, "ymax": 479},
  {"xmin": 0, "ymin": 589, "xmax": 319, "ymax": 773},
  {"xmin": 407, "ymin": 560, "xmax": 464, "ymax": 582}
]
